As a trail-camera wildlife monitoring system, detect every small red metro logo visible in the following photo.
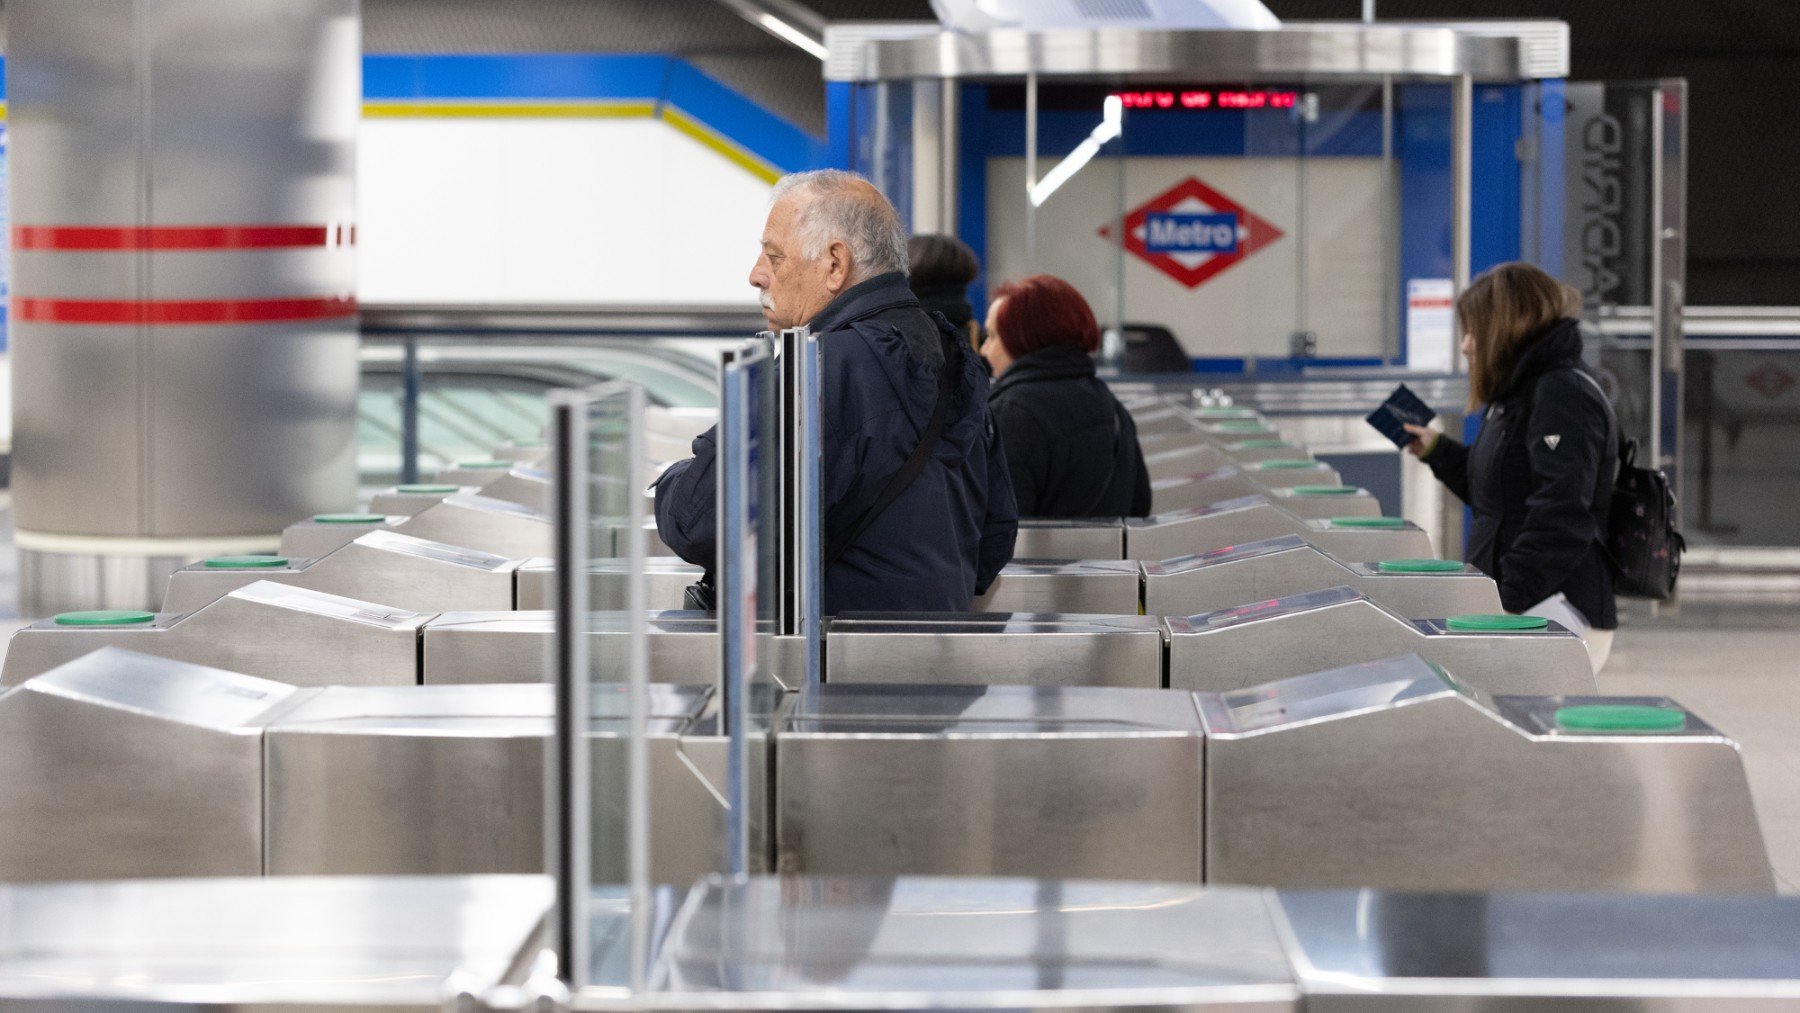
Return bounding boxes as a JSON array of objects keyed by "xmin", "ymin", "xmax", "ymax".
[{"xmin": 1099, "ymin": 176, "xmax": 1285, "ymax": 289}]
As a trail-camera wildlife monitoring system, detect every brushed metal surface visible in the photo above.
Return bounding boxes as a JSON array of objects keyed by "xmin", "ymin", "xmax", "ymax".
[
  {"xmin": 649, "ymin": 876, "xmax": 1298, "ymax": 1010},
  {"xmin": 825, "ymin": 613, "xmax": 1163, "ymax": 687},
  {"xmin": 1280, "ymin": 889, "xmax": 1800, "ymax": 1010},
  {"xmin": 1125, "ymin": 498, "xmax": 1418, "ymax": 560},
  {"xmin": 0, "ymin": 648, "xmax": 300, "ymax": 881},
  {"xmin": 476, "ymin": 467, "xmax": 551, "ymax": 512},
  {"xmin": 1150, "ymin": 465, "xmax": 1340, "ymax": 512},
  {"xmin": 263, "ymin": 683, "xmax": 754, "ymax": 881},
  {"xmin": 279, "ymin": 515, "xmax": 404, "ymax": 557},
  {"xmin": 1144, "ymin": 442, "xmax": 1234, "ymax": 481},
  {"xmin": 3, "ymin": 580, "xmax": 428, "ymax": 687},
  {"xmin": 1164, "ymin": 587, "xmax": 1594, "ymax": 695},
  {"xmin": 776, "ymin": 684, "xmax": 1205, "ymax": 882},
  {"xmin": 1266, "ymin": 486, "xmax": 1381, "ymax": 520},
  {"xmin": 839, "ymin": 24, "xmax": 1521, "ymax": 82},
  {"xmin": 1221, "ymin": 441, "xmax": 1312, "ymax": 464},
  {"xmin": 973, "ymin": 559, "xmax": 1143, "ymax": 614},
  {"xmin": 434, "ymin": 463, "xmax": 514, "ymax": 487},
  {"xmin": 0, "ymin": 874, "xmax": 551, "ymax": 1009},
  {"xmin": 392, "ymin": 493, "xmax": 552, "ymax": 558},
  {"xmin": 160, "ymin": 530, "xmax": 521, "ymax": 614},
  {"xmin": 1199, "ymin": 655, "xmax": 1773, "ymax": 892},
  {"xmin": 366, "ymin": 485, "xmax": 480, "ymax": 515},
  {"xmin": 1142, "ymin": 536, "xmax": 1499, "ymax": 617},
  {"xmin": 514, "ymin": 558, "xmax": 702, "ymax": 611},
  {"xmin": 421, "ymin": 610, "xmax": 802, "ymax": 686},
  {"xmin": 1013, "ymin": 519, "xmax": 1124, "ymax": 559},
  {"xmin": 9, "ymin": 0, "xmax": 359, "ymax": 545}
]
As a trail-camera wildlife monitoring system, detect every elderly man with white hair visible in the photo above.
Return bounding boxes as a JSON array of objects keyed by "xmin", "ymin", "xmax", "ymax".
[{"xmin": 654, "ymin": 169, "xmax": 1017, "ymax": 614}]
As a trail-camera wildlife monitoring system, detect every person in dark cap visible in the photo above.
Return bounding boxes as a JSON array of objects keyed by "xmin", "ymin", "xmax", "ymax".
[{"xmin": 906, "ymin": 234, "xmax": 982, "ymax": 352}]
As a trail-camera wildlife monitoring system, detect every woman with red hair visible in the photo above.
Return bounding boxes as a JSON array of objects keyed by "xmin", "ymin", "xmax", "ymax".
[{"xmin": 982, "ymin": 275, "xmax": 1151, "ymax": 518}]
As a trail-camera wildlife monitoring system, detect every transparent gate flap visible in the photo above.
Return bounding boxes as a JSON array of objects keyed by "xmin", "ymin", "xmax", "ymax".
[
  {"xmin": 0, "ymin": 874, "xmax": 551, "ymax": 1005},
  {"xmin": 652, "ymin": 876, "xmax": 1297, "ymax": 998}
]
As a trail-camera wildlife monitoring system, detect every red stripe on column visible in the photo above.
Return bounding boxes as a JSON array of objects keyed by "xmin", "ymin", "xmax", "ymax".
[
  {"xmin": 15, "ymin": 296, "xmax": 359, "ymax": 324},
  {"xmin": 12, "ymin": 225, "xmax": 355, "ymax": 250}
]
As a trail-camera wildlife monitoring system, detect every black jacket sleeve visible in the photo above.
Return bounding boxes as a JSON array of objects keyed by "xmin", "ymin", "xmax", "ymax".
[
  {"xmin": 1496, "ymin": 371, "xmax": 1610, "ymax": 611},
  {"xmin": 1423, "ymin": 432, "xmax": 1473, "ymax": 504},
  {"xmin": 976, "ymin": 414, "xmax": 1019, "ymax": 594},
  {"xmin": 650, "ymin": 425, "xmax": 718, "ymax": 570}
]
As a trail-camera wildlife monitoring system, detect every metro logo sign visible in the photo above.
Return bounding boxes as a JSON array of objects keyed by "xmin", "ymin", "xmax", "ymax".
[{"xmin": 1101, "ymin": 177, "xmax": 1284, "ymax": 289}]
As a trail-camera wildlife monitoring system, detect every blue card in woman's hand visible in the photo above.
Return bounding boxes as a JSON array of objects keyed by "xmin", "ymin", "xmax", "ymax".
[{"xmin": 1366, "ymin": 383, "xmax": 1437, "ymax": 448}]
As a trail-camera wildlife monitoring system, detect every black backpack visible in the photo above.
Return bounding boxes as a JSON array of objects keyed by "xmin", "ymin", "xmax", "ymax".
[
  {"xmin": 1603, "ymin": 437, "xmax": 1686, "ymax": 600},
  {"xmin": 1576, "ymin": 370, "xmax": 1685, "ymax": 599}
]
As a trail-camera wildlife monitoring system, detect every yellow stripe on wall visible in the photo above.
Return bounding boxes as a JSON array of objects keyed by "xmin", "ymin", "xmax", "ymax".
[{"xmin": 660, "ymin": 106, "xmax": 782, "ymax": 185}]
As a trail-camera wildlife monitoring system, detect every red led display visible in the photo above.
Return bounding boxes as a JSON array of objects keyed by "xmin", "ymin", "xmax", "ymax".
[{"xmin": 1113, "ymin": 90, "xmax": 1299, "ymax": 111}]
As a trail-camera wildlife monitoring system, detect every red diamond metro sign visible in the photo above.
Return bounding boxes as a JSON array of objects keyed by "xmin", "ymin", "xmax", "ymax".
[{"xmin": 1099, "ymin": 176, "xmax": 1285, "ymax": 289}]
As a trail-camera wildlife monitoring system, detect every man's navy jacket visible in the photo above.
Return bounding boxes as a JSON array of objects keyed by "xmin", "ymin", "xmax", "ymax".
[{"xmin": 652, "ymin": 272, "xmax": 1019, "ymax": 614}]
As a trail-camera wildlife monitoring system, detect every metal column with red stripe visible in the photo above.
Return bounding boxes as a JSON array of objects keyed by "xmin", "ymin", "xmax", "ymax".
[{"xmin": 8, "ymin": 0, "xmax": 361, "ymax": 612}]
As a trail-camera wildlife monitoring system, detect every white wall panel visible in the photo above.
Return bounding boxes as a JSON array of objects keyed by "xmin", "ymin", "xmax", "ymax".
[{"xmin": 358, "ymin": 117, "xmax": 771, "ymax": 305}]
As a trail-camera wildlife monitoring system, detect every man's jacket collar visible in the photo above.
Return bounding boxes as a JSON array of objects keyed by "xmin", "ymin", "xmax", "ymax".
[{"xmin": 805, "ymin": 272, "xmax": 918, "ymax": 334}]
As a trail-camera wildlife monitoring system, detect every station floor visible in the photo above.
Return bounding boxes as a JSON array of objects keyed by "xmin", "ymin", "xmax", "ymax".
[{"xmin": 0, "ymin": 494, "xmax": 1793, "ymax": 892}]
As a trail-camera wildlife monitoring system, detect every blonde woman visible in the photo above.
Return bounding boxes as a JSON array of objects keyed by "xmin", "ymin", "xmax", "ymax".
[{"xmin": 1404, "ymin": 262, "xmax": 1618, "ymax": 671}]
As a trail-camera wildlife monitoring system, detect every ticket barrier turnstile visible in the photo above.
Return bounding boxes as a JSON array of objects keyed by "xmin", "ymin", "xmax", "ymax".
[
  {"xmin": 514, "ymin": 557, "xmax": 702, "ymax": 611},
  {"xmin": 1155, "ymin": 476, "xmax": 1379, "ymax": 518},
  {"xmin": 1126, "ymin": 499, "xmax": 1426, "ymax": 560},
  {"xmin": 367, "ymin": 484, "xmax": 480, "ymax": 515},
  {"xmin": 1200, "ymin": 654, "xmax": 1774, "ymax": 892},
  {"xmin": 1218, "ymin": 439, "xmax": 1310, "ymax": 464},
  {"xmin": 973, "ymin": 560, "xmax": 1144, "ymax": 614},
  {"xmin": 161, "ymin": 531, "xmax": 521, "ymax": 614},
  {"xmin": 1012, "ymin": 518, "xmax": 1125, "ymax": 559},
  {"xmin": 824, "ymin": 613, "xmax": 1164, "ymax": 687},
  {"xmin": 389, "ymin": 493, "xmax": 552, "ymax": 559},
  {"xmin": 281, "ymin": 513, "xmax": 405, "ymax": 557},
  {"xmin": 1165, "ymin": 586, "xmax": 1596, "ymax": 695},
  {"xmin": 4, "ymin": 581, "xmax": 428, "ymax": 687},
  {"xmin": 432, "ymin": 461, "xmax": 514, "ymax": 487},
  {"xmin": 775, "ymin": 683, "xmax": 1207, "ymax": 883},
  {"xmin": 0, "ymin": 874, "xmax": 553, "ymax": 1011},
  {"xmin": 477, "ymin": 465, "xmax": 551, "ymax": 511},
  {"xmin": 492, "ymin": 438, "xmax": 548, "ymax": 464},
  {"xmin": 1143, "ymin": 442, "xmax": 1232, "ymax": 481},
  {"xmin": 1143, "ymin": 536, "xmax": 1502, "ymax": 617},
  {"xmin": 0, "ymin": 649, "xmax": 761, "ymax": 883},
  {"xmin": 420, "ymin": 610, "xmax": 804, "ymax": 688}
]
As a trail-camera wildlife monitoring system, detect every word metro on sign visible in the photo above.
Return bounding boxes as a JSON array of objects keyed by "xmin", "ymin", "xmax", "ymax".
[{"xmin": 1144, "ymin": 212, "xmax": 1239, "ymax": 254}]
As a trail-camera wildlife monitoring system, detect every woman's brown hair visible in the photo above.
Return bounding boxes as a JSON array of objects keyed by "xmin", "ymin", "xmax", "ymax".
[{"xmin": 1457, "ymin": 261, "xmax": 1569, "ymax": 408}]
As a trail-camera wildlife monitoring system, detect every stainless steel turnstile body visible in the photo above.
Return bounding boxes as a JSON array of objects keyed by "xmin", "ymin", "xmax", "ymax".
[
  {"xmin": 391, "ymin": 494, "xmax": 552, "ymax": 559},
  {"xmin": 649, "ymin": 877, "xmax": 1299, "ymax": 1011},
  {"xmin": 1143, "ymin": 442, "xmax": 1232, "ymax": 481},
  {"xmin": 280, "ymin": 514, "xmax": 404, "ymax": 558},
  {"xmin": 476, "ymin": 466, "xmax": 551, "ymax": 512},
  {"xmin": 161, "ymin": 531, "xmax": 520, "ymax": 614},
  {"xmin": 1155, "ymin": 474, "xmax": 1377, "ymax": 517},
  {"xmin": 1165, "ymin": 586, "xmax": 1596, "ymax": 695},
  {"xmin": 367, "ymin": 485, "xmax": 480, "ymax": 515},
  {"xmin": 1142, "ymin": 536, "xmax": 1500, "ymax": 617},
  {"xmin": 1125, "ymin": 499, "xmax": 1427, "ymax": 561},
  {"xmin": 776, "ymin": 684, "xmax": 1205, "ymax": 882},
  {"xmin": 1218, "ymin": 439, "xmax": 1310, "ymax": 464},
  {"xmin": 0, "ymin": 875, "xmax": 552, "ymax": 1010},
  {"xmin": 0, "ymin": 649, "xmax": 294, "ymax": 880},
  {"xmin": 824, "ymin": 613, "xmax": 1164, "ymax": 687},
  {"xmin": 1013, "ymin": 518, "xmax": 1125, "ymax": 559},
  {"xmin": 972, "ymin": 560, "xmax": 1142, "ymax": 614},
  {"xmin": 1199, "ymin": 654, "xmax": 1774, "ymax": 892},
  {"xmin": 263, "ymin": 683, "xmax": 739, "ymax": 880},
  {"xmin": 433, "ymin": 463, "xmax": 514, "ymax": 487},
  {"xmin": 421, "ymin": 610, "xmax": 801, "ymax": 686},
  {"xmin": 514, "ymin": 558, "xmax": 702, "ymax": 611},
  {"xmin": 4, "ymin": 581, "xmax": 428, "ymax": 687}
]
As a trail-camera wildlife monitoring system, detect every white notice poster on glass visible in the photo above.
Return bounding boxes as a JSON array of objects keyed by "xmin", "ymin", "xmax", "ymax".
[{"xmin": 1407, "ymin": 278, "xmax": 1456, "ymax": 373}]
